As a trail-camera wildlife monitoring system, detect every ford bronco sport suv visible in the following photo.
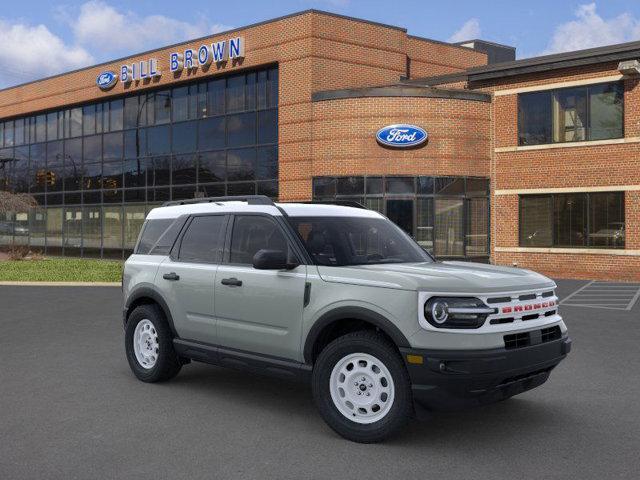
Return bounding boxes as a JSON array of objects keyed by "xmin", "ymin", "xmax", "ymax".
[{"xmin": 122, "ymin": 195, "xmax": 571, "ymax": 443}]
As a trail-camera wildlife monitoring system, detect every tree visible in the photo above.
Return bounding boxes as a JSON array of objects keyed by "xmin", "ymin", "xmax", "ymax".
[{"xmin": 0, "ymin": 191, "xmax": 37, "ymax": 214}]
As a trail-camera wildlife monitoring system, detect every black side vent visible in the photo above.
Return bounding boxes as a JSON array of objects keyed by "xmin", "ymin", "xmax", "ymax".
[
  {"xmin": 541, "ymin": 326, "xmax": 562, "ymax": 343},
  {"xmin": 544, "ymin": 310, "xmax": 557, "ymax": 317},
  {"xmin": 504, "ymin": 332, "xmax": 531, "ymax": 350},
  {"xmin": 522, "ymin": 313, "xmax": 540, "ymax": 321},
  {"xmin": 490, "ymin": 317, "xmax": 514, "ymax": 325},
  {"xmin": 541, "ymin": 291, "xmax": 554, "ymax": 298},
  {"xmin": 519, "ymin": 293, "xmax": 537, "ymax": 301},
  {"xmin": 487, "ymin": 296, "xmax": 512, "ymax": 304}
]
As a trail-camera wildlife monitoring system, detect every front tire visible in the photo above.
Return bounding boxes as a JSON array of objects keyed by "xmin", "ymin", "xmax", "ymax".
[
  {"xmin": 312, "ymin": 331, "xmax": 413, "ymax": 443},
  {"xmin": 125, "ymin": 304, "xmax": 182, "ymax": 383}
]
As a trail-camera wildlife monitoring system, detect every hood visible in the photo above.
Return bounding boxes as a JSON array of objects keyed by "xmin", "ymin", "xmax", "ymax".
[{"xmin": 317, "ymin": 261, "xmax": 555, "ymax": 294}]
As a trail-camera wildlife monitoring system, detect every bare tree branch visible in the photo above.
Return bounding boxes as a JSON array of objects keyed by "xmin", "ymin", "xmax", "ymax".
[{"xmin": 0, "ymin": 191, "xmax": 37, "ymax": 214}]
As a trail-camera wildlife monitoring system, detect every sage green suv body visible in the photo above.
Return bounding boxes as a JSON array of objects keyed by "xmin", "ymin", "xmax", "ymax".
[{"xmin": 122, "ymin": 196, "xmax": 570, "ymax": 442}]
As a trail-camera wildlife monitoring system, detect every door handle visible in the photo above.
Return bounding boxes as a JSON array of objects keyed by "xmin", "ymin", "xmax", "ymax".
[
  {"xmin": 221, "ymin": 277, "xmax": 242, "ymax": 287},
  {"xmin": 163, "ymin": 272, "xmax": 180, "ymax": 281}
]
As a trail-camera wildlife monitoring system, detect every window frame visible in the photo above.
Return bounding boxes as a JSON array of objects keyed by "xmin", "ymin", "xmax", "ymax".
[
  {"xmin": 223, "ymin": 213, "xmax": 306, "ymax": 266},
  {"xmin": 172, "ymin": 213, "xmax": 229, "ymax": 264},
  {"xmin": 518, "ymin": 192, "xmax": 625, "ymax": 249},
  {"xmin": 517, "ymin": 81, "xmax": 624, "ymax": 146}
]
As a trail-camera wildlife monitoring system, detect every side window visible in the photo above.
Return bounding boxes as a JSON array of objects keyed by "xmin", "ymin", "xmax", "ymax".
[
  {"xmin": 149, "ymin": 217, "xmax": 187, "ymax": 255},
  {"xmin": 178, "ymin": 215, "xmax": 226, "ymax": 263},
  {"xmin": 135, "ymin": 219, "xmax": 173, "ymax": 254},
  {"xmin": 229, "ymin": 215, "xmax": 289, "ymax": 265}
]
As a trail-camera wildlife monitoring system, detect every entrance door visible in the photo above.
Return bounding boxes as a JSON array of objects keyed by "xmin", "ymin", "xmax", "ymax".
[{"xmin": 386, "ymin": 199, "xmax": 414, "ymax": 236}]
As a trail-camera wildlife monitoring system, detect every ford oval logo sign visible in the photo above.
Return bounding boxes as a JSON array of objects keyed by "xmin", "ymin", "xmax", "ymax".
[
  {"xmin": 376, "ymin": 124, "xmax": 428, "ymax": 148},
  {"xmin": 96, "ymin": 71, "xmax": 118, "ymax": 90}
]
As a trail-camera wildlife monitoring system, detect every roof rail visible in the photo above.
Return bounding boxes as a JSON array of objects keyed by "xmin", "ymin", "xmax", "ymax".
[
  {"xmin": 295, "ymin": 200, "xmax": 368, "ymax": 209},
  {"xmin": 162, "ymin": 195, "xmax": 275, "ymax": 207}
]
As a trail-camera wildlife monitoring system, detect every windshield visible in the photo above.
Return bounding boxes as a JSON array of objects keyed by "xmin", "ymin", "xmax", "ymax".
[{"xmin": 289, "ymin": 216, "xmax": 433, "ymax": 266}]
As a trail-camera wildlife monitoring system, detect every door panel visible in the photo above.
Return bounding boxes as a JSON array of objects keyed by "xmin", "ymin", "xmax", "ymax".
[
  {"xmin": 155, "ymin": 214, "xmax": 228, "ymax": 344},
  {"xmin": 156, "ymin": 259, "xmax": 218, "ymax": 344},
  {"xmin": 214, "ymin": 214, "xmax": 307, "ymax": 361},
  {"xmin": 215, "ymin": 264, "xmax": 307, "ymax": 360}
]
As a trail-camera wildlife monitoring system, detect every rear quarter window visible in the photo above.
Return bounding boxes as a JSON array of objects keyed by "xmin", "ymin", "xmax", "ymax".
[{"xmin": 135, "ymin": 218, "xmax": 182, "ymax": 255}]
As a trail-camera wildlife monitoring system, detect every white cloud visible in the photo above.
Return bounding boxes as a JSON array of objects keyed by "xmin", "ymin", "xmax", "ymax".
[
  {"xmin": 71, "ymin": 1, "xmax": 232, "ymax": 55},
  {"xmin": 0, "ymin": 1, "xmax": 234, "ymax": 87},
  {"xmin": 448, "ymin": 18, "xmax": 481, "ymax": 43},
  {"xmin": 542, "ymin": 3, "xmax": 640, "ymax": 54},
  {"xmin": 0, "ymin": 20, "xmax": 93, "ymax": 88}
]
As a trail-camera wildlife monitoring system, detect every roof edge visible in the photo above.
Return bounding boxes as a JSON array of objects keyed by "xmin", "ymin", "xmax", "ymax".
[
  {"xmin": 467, "ymin": 39, "xmax": 640, "ymax": 81},
  {"xmin": 312, "ymin": 85, "xmax": 490, "ymax": 103}
]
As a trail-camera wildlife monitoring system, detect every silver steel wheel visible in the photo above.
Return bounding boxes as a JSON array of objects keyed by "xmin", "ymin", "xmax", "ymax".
[
  {"xmin": 329, "ymin": 352, "xmax": 395, "ymax": 424},
  {"xmin": 133, "ymin": 319, "xmax": 159, "ymax": 369}
]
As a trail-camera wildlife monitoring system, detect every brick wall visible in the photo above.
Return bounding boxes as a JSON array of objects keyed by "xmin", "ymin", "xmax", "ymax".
[
  {"xmin": 482, "ymin": 63, "xmax": 640, "ymax": 281},
  {"xmin": 406, "ymin": 37, "xmax": 487, "ymax": 79},
  {"xmin": 306, "ymin": 95, "xmax": 491, "ymax": 197}
]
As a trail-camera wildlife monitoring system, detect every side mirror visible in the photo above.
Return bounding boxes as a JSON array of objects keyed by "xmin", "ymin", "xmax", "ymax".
[{"xmin": 252, "ymin": 249, "xmax": 298, "ymax": 270}]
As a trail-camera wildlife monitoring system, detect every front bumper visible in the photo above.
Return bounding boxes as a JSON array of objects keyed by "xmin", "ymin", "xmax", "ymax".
[{"xmin": 400, "ymin": 335, "xmax": 571, "ymax": 411}]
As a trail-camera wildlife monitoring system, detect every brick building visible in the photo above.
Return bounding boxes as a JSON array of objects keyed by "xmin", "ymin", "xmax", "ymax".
[{"xmin": 0, "ymin": 10, "xmax": 637, "ymax": 280}]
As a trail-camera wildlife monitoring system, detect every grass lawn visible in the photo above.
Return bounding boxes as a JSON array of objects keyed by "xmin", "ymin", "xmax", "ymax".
[{"xmin": 0, "ymin": 258, "xmax": 123, "ymax": 282}]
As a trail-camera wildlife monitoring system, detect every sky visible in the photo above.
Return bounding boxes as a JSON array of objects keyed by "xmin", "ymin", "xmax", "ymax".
[{"xmin": 2, "ymin": 0, "xmax": 640, "ymax": 88}]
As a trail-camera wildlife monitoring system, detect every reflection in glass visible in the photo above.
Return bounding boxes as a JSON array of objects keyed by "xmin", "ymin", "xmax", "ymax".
[
  {"xmin": 46, "ymin": 207, "xmax": 63, "ymax": 255},
  {"xmin": 227, "ymin": 148, "xmax": 255, "ymax": 181},
  {"xmin": 103, "ymin": 206, "xmax": 123, "ymax": 256},
  {"xmin": 198, "ymin": 117, "xmax": 225, "ymax": 150},
  {"xmin": 124, "ymin": 205, "xmax": 146, "ymax": 249},
  {"xmin": 227, "ymin": 112, "xmax": 256, "ymax": 147},
  {"xmin": 64, "ymin": 207, "xmax": 83, "ymax": 254},
  {"xmin": 83, "ymin": 206, "xmax": 102, "ymax": 255},
  {"xmin": 416, "ymin": 198, "xmax": 433, "ymax": 251},
  {"xmin": 466, "ymin": 198, "xmax": 488, "ymax": 256},
  {"xmin": 435, "ymin": 198, "xmax": 464, "ymax": 257}
]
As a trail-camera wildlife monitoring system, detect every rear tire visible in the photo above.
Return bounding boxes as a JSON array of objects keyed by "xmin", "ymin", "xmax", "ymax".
[
  {"xmin": 312, "ymin": 331, "xmax": 413, "ymax": 443},
  {"xmin": 125, "ymin": 304, "xmax": 182, "ymax": 383}
]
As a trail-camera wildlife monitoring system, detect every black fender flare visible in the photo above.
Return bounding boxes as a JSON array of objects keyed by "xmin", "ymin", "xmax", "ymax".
[
  {"xmin": 124, "ymin": 286, "xmax": 177, "ymax": 336},
  {"xmin": 303, "ymin": 306, "xmax": 411, "ymax": 364}
]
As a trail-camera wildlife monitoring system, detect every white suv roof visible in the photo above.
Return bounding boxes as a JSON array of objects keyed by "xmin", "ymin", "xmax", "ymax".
[{"xmin": 145, "ymin": 200, "xmax": 382, "ymax": 220}]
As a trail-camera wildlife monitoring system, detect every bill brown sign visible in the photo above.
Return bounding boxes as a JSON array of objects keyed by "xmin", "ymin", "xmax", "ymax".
[{"xmin": 97, "ymin": 36, "xmax": 245, "ymax": 89}]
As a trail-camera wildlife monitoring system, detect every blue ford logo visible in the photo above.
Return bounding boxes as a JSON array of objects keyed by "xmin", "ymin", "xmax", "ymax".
[
  {"xmin": 376, "ymin": 124, "xmax": 428, "ymax": 148},
  {"xmin": 96, "ymin": 71, "xmax": 118, "ymax": 90}
]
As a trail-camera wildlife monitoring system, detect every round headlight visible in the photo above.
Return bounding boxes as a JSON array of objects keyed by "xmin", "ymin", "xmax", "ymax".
[{"xmin": 431, "ymin": 300, "xmax": 449, "ymax": 324}]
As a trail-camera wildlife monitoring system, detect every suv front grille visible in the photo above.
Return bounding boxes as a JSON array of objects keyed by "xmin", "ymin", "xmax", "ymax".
[
  {"xmin": 541, "ymin": 325, "xmax": 562, "ymax": 343},
  {"xmin": 504, "ymin": 332, "xmax": 530, "ymax": 349},
  {"xmin": 504, "ymin": 325, "xmax": 562, "ymax": 350}
]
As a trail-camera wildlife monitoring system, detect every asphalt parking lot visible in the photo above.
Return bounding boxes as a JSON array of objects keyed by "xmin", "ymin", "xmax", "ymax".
[{"xmin": 0, "ymin": 280, "xmax": 638, "ymax": 480}]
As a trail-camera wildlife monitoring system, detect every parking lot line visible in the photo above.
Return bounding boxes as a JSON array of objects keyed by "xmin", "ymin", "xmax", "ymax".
[
  {"xmin": 560, "ymin": 280, "xmax": 640, "ymax": 310},
  {"xmin": 560, "ymin": 280, "xmax": 594, "ymax": 304}
]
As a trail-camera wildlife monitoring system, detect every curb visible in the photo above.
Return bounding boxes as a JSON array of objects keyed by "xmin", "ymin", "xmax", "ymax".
[{"xmin": 0, "ymin": 281, "xmax": 121, "ymax": 287}]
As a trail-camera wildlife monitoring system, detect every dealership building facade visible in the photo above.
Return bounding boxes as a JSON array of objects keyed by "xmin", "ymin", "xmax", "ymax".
[{"xmin": 0, "ymin": 10, "xmax": 639, "ymax": 280}]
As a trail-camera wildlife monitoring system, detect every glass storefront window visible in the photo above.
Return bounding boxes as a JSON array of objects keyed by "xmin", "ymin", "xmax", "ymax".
[
  {"xmin": 103, "ymin": 206, "xmax": 123, "ymax": 258},
  {"xmin": 520, "ymin": 192, "xmax": 624, "ymax": 248},
  {"xmin": 46, "ymin": 207, "xmax": 63, "ymax": 255},
  {"xmin": 29, "ymin": 207, "xmax": 46, "ymax": 249},
  {"xmin": 313, "ymin": 175, "xmax": 489, "ymax": 260},
  {"xmin": 83, "ymin": 206, "xmax": 102, "ymax": 256},
  {"xmin": 386, "ymin": 177, "xmax": 414, "ymax": 195},
  {"xmin": 466, "ymin": 197, "xmax": 488, "ymax": 256},
  {"xmin": 519, "ymin": 82, "xmax": 623, "ymax": 145},
  {"xmin": 0, "ymin": 66, "xmax": 278, "ymax": 258},
  {"xmin": 124, "ymin": 205, "xmax": 147, "ymax": 251},
  {"xmin": 63, "ymin": 207, "xmax": 82, "ymax": 255},
  {"xmin": 416, "ymin": 198, "xmax": 433, "ymax": 252},
  {"xmin": 435, "ymin": 198, "xmax": 464, "ymax": 257}
]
